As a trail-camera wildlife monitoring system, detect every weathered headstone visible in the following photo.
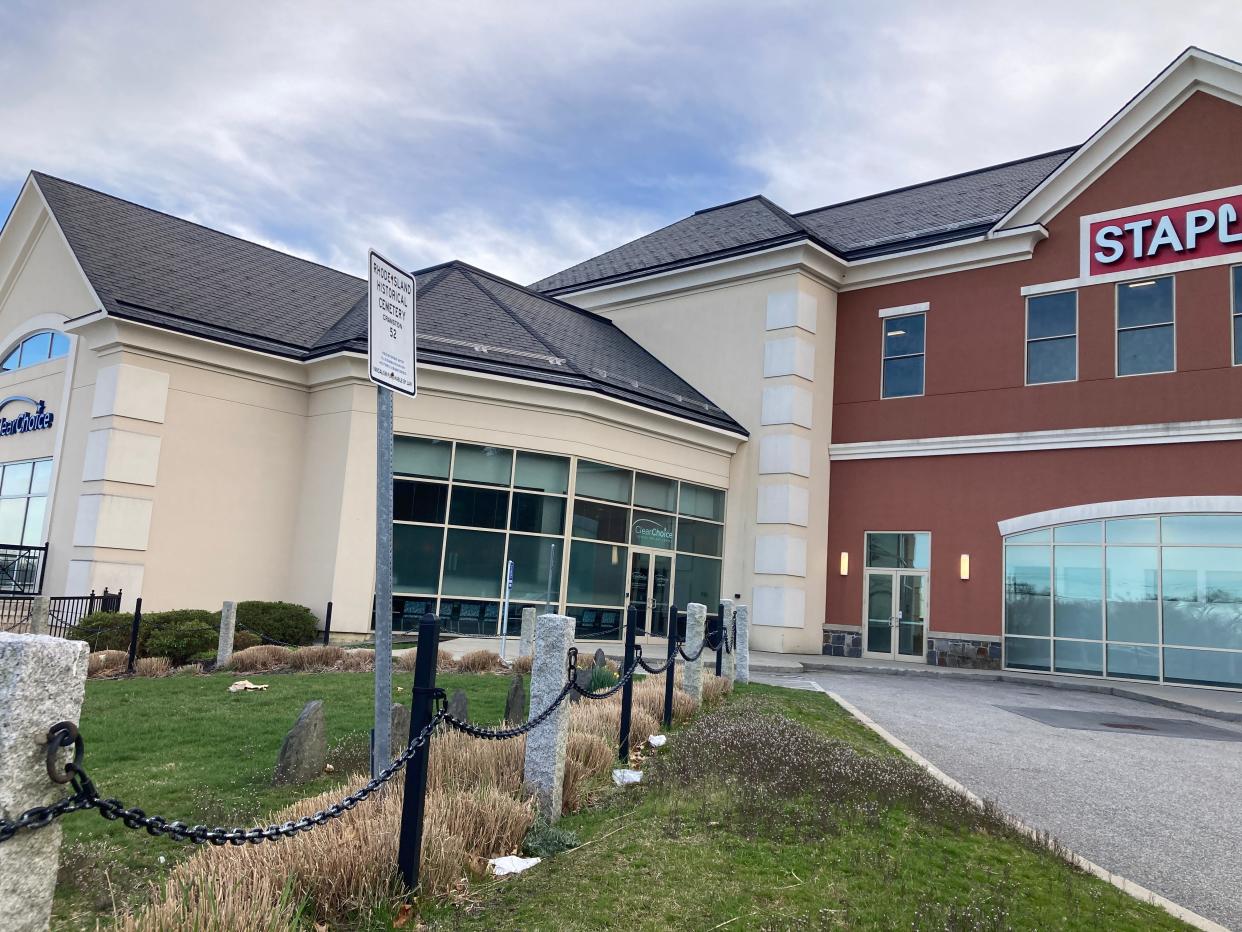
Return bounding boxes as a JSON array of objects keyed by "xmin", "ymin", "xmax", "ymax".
[
  {"xmin": 720, "ymin": 599, "xmax": 735, "ymax": 683},
  {"xmin": 518, "ymin": 606, "xmax": 536, "ymax": 658},
  {"xmin": 683, "ymin": 603, "xmax": 707, "ymax": 704},
  {"xmin": 592, "ymin": 648, "xmax": 607, "ymax": 668},
  {"xmin": 217, "ymin": 600, "xmax": 237, "ymax": 668},
  {"xmin": 447, "ymin": 688, "xmax": 469, "ymax": 721},
  {"xmin": 523, "ymin": 613, "xmax": 575, "ymax": 820},
  {"xmin": 735, "ymin": 603, "xmax": 751, "ymax": 685},
  {"xmin": 390, "ymin": 702, "xmax": 411, "ymax": 755},
  {"xmin": 570, "ymin": 665, "xmax": 592, "ymax": 702},
  {"xmin": 504, "ymin": 673, "xmax": 527, "ymax": 724},
  {"xmin": 0, "ymin": 633, "xmax": 90, "ymax": 932},
  {"xmin": 273, "ymin": 700, "xmax": 326, "ymax": 784}
]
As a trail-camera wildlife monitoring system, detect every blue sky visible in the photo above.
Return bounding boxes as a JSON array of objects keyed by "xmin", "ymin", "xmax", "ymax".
[{"xmin": 2, "ymin": 1, "xmax": 1240, "ymax": 284}]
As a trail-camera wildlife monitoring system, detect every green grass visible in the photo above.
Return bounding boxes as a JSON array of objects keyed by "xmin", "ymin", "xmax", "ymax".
[
  {"xmin": 425, "ymin": 684, "xmax": 1189, "ymax": 932},
  {"xmin": 52, "ymin": 669, "xmax": 513, "ymax": 930}
]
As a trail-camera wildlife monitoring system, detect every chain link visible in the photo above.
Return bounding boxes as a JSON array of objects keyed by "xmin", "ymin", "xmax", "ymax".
[
  {"xmin": 635, "ymin": 645, "xmax": 674, "ymax": 675},
  {"xmin": 442, "ymin": 682, "xmax": 574, "ymax": 739},
  {"xmin": 677, "ymin": 639, "xmax": 708, "ymax": 662},
  {"xmin": 569, "ymin": 659, "xmax": 639, "ymax": 699}
]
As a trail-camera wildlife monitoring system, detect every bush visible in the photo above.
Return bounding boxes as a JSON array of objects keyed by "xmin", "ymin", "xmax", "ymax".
[
  {"xmin": 227, "ymin": 601, "xmax": 318, "ymax": 646},
  {"xmin": 144, "ymin": 617, "xmax": 217, "ymax": 665},
  {"xmin": 76, "ymin": 612, "xmax": 135, "ymax": 652},
  {"xmin": 232, "ymin": 630, "xmax": 261, "ymax": 651}
]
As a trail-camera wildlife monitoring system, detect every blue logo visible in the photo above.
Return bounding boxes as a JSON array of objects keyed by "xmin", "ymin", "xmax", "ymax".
[{"xmin": 0, "ymin": 396, "xmax": 54, "ymax": 437}]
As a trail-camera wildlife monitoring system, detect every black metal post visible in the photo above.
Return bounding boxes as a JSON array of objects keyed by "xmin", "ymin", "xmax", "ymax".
[
  {"xmin": 397, "ymin": 611, "xmax": 440, "ymax": 893},
  {"xmin": 663, "ymin": 603, "xmax": 678, "ymax": 729},
  {"xmin": 714, "ymin": 601, "xmax": 724, "ymax": 677},
  {"xmin": 618, "ymin": 602, "xmax": 637, "ymax": 761},
  {"xmin": 126, "ymin": 598, "xmax": 143, "ymax": 674},
  {"xmin": 36, "ymin": 541, "xmax": 48, "ymax": 595},
  {"xmin": 322, "ymin": 601, "xmax": 334, "ymax": 646}
]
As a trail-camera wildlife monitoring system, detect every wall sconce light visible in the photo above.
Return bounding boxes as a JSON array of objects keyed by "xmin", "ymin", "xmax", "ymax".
[
  {"xmin": 959, "ymin": 554, "xmax": 970, "ymax": 580},
  {"xmin": 839, "ymin": 552, "xmax": 849, "ymax": 576}
]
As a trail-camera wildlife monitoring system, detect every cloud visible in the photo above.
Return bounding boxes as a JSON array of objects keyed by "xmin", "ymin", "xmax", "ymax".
[{"xmin": 1, "ymin": 1, "xmax": 1241, "ymax": 284}]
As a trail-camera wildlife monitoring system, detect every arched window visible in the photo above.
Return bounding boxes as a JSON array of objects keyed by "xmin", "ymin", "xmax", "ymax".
[{"xmin": 1, "ymin": 331, "xmax": 70, "ymax": 373}]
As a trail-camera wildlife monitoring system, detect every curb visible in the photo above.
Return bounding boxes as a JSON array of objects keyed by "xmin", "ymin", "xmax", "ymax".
[{"xmin": 814, "ymin": 681, "xmax": 1231, "ymax": 932}]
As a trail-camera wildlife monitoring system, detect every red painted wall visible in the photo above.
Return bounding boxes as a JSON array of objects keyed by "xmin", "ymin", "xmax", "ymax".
[
  {"xmin": 825, "ymin": 91, "xmax": 1242, "ymax": 639},
  {"xmin": 824, "ymin": 441, "xmax": 1242, "ymax": 637}
]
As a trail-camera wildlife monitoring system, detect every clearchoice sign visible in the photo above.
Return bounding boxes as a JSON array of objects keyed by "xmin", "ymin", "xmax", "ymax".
[{"xmin": 1082, "ymin": 185, "xmax": 1242, "ymax": 277}]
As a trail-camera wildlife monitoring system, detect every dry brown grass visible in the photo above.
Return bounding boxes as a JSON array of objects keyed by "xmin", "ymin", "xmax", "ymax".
[
  {"xmin": 336, "ymin": 648, "xmax": 375, "ymax": 672},
  {"xmin": 429, "ymin": 730, "xmax": 524, "ymax": 795},
  {"xmin": 511, "ymin": 654, "xmax": 532, "ymax": 675},
  {"xmin": 702, "ymin": 673, "xmax": 734, "ymax": 706},
  {"xmin": 134, "ymin": 657, "xmax": 172, "ymax": 677},
  {"xmin": 562, "ymin": 732, "xmax": 614, "ymax": 810},
  {"xmin": 87, "ymin": 650, "xmax": 128, "ymax": 678},
  {"xmin": 226, "ymin": 645, "xmax": 293, "ymax": 673},
  {"xmin": 286, "ymin": 645, "xmax": 345, "ymax": 671},
  {"xmin": 456, "ymin": 649, "xmax": 504, "ymax": 674}
]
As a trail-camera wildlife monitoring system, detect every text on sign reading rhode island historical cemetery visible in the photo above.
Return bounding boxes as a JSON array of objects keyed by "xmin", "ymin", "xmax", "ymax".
[{"xmin": 368, "ymin": 250, "xmax": 417, "ymax": 396}]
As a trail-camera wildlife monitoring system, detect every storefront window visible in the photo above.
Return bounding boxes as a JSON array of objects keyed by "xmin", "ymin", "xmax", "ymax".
[
  {"xmin": 514, "ymin": 452, "xmax": 569, "ymax": 493},
  {"xmin": 576, "ymin": 460, "xmax": 632, "ymax": 503},
  {"xmin": 449, "ymin": 486, "xmax": 509, "ymax": 529},
  {"xmin": 393, "ymin": 525, "xmax": 442, "ymax": 593},
  {"xmin": 394, "ymin": 437, "xmax": 450, "ymax": 479},
  {"xmin": 679, "ymin": 483, "xmax": 724, "ymax": 522},
  {"xmin": 631, "ymin": 511, "xmax": 676, "ymax": 550},
  {"xmin": 1003, "ymin": 513, "xmax": 1242, "ymax": 687},
  {"xmin": 572, "ymin": 499, "xmax": 628, "ymax": 542},
  {"xmin": 567, "ymin": 540, "xmax": 627, "ymax": 605},
  {"xmin": 453, "ymin": 444, "xmax": 512, "ymax": 486},
  {"xmin": 510, "ymin": 493, "xmax": 565, "ymax": 535},
  {"xmin": 507, "ymin": 535, "xmax": 560, "ymax": 602},
  {"xmin": 393, "ymin": 481, "xmax": 447, "ymax": 524},
  {"xmin": 442, "ymin": 529, "xmax": 505, "ymax": 597},
  {"xmin": 635, "ymin": 473, "xmax": 677, "ymax": 512},
  {"xmin": 0, "ymin": 458, "xmax": 51, "ymax": 546}
]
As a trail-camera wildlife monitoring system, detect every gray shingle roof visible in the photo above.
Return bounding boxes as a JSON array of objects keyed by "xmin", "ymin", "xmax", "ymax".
[
  {"xmin": 33, "ymin": 173, "xmax": 744, "ymax": 435},
  {"xmin": 532, "ymin": 148, "xmax": 1077, "ymax": 294}
]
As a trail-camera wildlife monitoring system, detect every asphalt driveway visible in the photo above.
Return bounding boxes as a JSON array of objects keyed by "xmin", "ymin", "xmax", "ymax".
[{"xmin": 764, "ymin": 670, "xmax": 1242, "ymax": 930}]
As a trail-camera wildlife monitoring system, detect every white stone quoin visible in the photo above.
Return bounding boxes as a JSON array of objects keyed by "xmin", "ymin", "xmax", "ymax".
[
  {"xmin": 522, "ymin": 613, "xmax": 575, "ymax": 820},
  {"xmin": 518, "ymin": 606, "xmax": 536, "ymax": 658},
  {"xmin": 683, "ymin": 602, "xmax": 707, "ymax": 703},
  {"xmin": 0, "ymin": 633, "xmax": 90, "ymax": 932},
  {"xmin": 735, "ymin": 604, "xmax": 751, "ymax": 684}
]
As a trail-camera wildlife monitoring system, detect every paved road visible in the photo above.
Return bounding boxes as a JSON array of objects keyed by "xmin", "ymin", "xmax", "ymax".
[{"xmin": 758, "ymin": 670, "xmax": 1242, "ymax": 930}]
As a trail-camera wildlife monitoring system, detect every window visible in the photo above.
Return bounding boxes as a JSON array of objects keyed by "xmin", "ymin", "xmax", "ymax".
[
  {"xmin": 1233, "ymin": 266, "xmax": 1242, "ymax": 366},
  {"xmin": 0, "ymin": 458, "xmax": 51, "ymax": 546},
  {"xmin": 881, "ymin": 313, "xmax": 925, "ymax": 398},
  {"xmin": 1003, "ymin": 513, "xmax": 1242, "ymax": 687},
  {"xmin": 1116, "ymin": 277, "xmax": 1174, "ymax": 376},
  {"xmin": 1026, "ymin": 291, "xmax": 1077, "ymax": 384},
  {"xmin": 1, "ymin": 332, "xmax": 69, "ymax": 373},
  {"xmin": 866, "ymin": 532, "xmax": 930, "ymax": 570}
]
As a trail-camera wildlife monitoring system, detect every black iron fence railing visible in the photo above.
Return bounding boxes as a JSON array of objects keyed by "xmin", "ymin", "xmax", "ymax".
[
  {"xmin": 0, "ymin": 542, "xmax": 48, "ymax": 595},
  {"xmin": 0, "ymin": 589, "xmax": 122, "ymax": 638}
]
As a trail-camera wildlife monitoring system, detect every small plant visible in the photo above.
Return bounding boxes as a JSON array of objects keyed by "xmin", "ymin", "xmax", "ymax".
[
  {"xmin": 588, "ymin": 664, "xmax": 618, "ymax": 692},
  {"xmin": 520, "ymin": 818, "xmax": 581, "ymax": 858}
]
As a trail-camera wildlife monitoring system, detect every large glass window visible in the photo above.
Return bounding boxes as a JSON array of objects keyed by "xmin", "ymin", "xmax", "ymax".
[
  {"xmin": 1, "ymin": 331, "xmax": 69, "ymax": 372},
  {"xmin": 0, "ymin": 458, "xmax": 50, "ymax": 546},
  {"xmin": 1026, "ymin": 291, "xmax": 1077, "ymax": 384},
  {"xmin": 1003, "ymin": 513, "xmax": 1242, "ymax": 687},
  {"xmin": 1117, "ymin": 277, "xmax": 1174, "ymax": 376},
  {"xmin": 881, "ymin": 312, "xmax": 925, "ymax": 398},
  {"xmin": 388, "ymin": 437, "xmax": 725, "ymax": 640}
]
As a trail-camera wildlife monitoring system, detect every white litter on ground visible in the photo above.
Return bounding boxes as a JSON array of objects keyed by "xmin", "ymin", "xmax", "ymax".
[
  {"xmin": 228, "ymin": 680, "xmax": 268, "ymax": 692},
  {"xmin": 647, "ymin": 734, "xmax": 667, "ymax": 748},
  {"xmin": 489, "ymin": 855, "xmax": 541, "ymax": 876},
  {"xmin": 612, "ymin": 768, "xmax": 643, "ymax": 786}
]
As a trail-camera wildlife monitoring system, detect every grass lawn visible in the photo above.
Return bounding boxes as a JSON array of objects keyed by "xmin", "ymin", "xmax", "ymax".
[
  {"xmin": 426, "ymin": 684, "xmax": 1189, "ymax": 932},
  {"xmin": 52, "ymin": 669, "xmax": 514, "ymax": 930}
]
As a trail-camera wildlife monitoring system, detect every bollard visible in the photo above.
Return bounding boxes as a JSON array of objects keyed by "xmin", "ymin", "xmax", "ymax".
[
  {"xmin": 662, "ymin": 603, "xmax": 678, "ymax": 729},
  {"xmin": 397, "ymin": 612, "xmax": 440, "ymax": 892},
  {"xmin": 322, "ymin": 601, "xmax": 333, "ymax": 646},
  {"xmin": 683, "ymin": 603, "xmax": 707, "ymax": 704},
  {"xmin": 735, "ymin": 603, "xmax": 750, "ymax": 684},
  {"xmin": 216, "ymin": 600, "xmax": 236, "ymax": 669},
  {"xmin": 126, "ymin": 599, "xmax": 143, "ymax": 674},
  {"xmin": 522, "ymin": 613, "xmax": 575, "ymax": 820},
  {"xmin": 28, "ymin": 596, "xmax": 49, "ymax": 636},
  {"xmin": 518, "ymin": 606, "xmax": 536, "ymax": 658},
  {"xmin": 618, "ymin": 603, "xmax": 637, "ymax": 762},
  {"xmin": 713, "ymin": 602, "xmax": 725, "ymax": 678},
  {"xmin": 0, "ymin": 632, "xmax": 90, "ymax": 931},
  {"xmin": 720, "ymin": 599, "xmax": 735, "ymax": 684}
]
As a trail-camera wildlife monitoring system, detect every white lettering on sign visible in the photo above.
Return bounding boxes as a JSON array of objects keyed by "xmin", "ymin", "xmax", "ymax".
[
  {"xmin": 1083, "ymin": 186, "xmax": 1242, "ymax": 277},
  {"xmin": 368, "ymin": 250, "xmax": 417, "ymax": 396}
]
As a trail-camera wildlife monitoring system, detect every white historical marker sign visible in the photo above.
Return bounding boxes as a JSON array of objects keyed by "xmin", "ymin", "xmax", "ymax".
[{"xmin": 368, "ymin": 249, "xmax": 417, "ymax": 396}]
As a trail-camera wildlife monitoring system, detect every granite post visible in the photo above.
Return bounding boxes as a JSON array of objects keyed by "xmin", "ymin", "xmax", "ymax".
[
  {"xmin": 518, "ymin": 606, "xmax": 536, "ymax": 658},
  {"xmin": 216, "ymin": 600, "xmax": 236, "ymax": 668},
  {"xmin": 522, "ymin": 613, "xmax": 575, "ymax": 820},
  {"xmin": 719, "ymin": 598, "xmax": 735, "ymax": 684},
  {"xmin": 683, "ymin": 602, "xmax": 707, "ymax": 705},
  {"xmin": 28, "ymin": 597, "xmax": 49, "ymax": 636},
  {"xmin": 0, "ymin": 632, "xmax": 90, "ymax": 932},
  {"xmin": 735, "ymin": 603, "xmax": 751, "ymax": 684}
]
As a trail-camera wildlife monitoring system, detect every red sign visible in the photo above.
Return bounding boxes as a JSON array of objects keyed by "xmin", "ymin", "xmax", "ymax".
[{"xmin": 1086, "ymin": 191, "xmax": 1242, "ymax": 276}]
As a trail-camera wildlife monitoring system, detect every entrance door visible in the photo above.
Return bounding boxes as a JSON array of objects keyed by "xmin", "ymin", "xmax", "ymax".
[
  {"xmin": 628, "ymin": 550, "xmax": 673, "ymax": 637},
  {"xmin": 864, "ymin": 570, "xmax": 928, "ymax": 661}
]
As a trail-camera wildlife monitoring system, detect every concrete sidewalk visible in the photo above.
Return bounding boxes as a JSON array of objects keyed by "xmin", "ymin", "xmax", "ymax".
[{"xmin": 438, "ymin": 634, "xmax": 1242, "ymax": 723}]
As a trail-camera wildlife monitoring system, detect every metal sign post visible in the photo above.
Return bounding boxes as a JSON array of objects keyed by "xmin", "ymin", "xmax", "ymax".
[
  {"xmin": 498, "ymin": 559, "xmax": 515, "ymax": 660},
  {"xmin": 368, "ymin": 250, "xmax": 417, "ymax": 778}
]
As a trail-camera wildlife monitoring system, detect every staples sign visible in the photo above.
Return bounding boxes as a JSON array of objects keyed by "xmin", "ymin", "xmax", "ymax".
[{"xmin": 1086, "ymin": 190, "xmax": 1242, "ymax": 277}]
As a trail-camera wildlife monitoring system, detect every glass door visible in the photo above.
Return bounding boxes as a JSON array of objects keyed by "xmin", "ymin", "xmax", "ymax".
[
  {"xmin": 628, "ymin": 550, "xmax": 673, "ymax": 638},
  {"xmin": 629, "ymin": 551, "xmax": 650, "ymax": 634},
  {"xmin": 864, "ymin": 570, "xmax": 927, "ymax": 661}
]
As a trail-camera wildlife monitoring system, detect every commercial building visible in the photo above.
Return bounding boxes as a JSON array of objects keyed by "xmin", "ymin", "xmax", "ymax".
[{"xmin": 1, "ymin": 47, "xmax": 1239, "ymax": 688}]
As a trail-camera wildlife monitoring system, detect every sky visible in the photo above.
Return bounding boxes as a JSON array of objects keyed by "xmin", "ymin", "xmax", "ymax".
[{"xmin": 1, "ymin": 1, "xmax": 1240, "ymax": 285}]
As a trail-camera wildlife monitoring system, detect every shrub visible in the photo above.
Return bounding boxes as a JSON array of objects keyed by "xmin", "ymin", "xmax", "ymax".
[
  {"xmin": 76, "ymin": 612, "xmax": 134, "ymax": 652},
  {"xmin": 228, "ymin": 601, "xmax": 318, "ymax": 646},
  {"xmin": 232, "ymin": 630, "xmax": 261, "ymax": 651},
  {"xmin": 144, "ymin": 617, "xmax": 217, "ymax": 665}
]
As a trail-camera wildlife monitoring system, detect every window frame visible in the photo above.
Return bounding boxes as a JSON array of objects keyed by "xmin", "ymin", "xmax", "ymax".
[
  {"xmin": 0, "ymin": 331, "xmax": 70, "ymax": 374},
  {"xmin": 1232, "ymin": 264, "xmax": 1242, "ymax": 368},
  {"xmin": 1024, "ymin": 290, "xmax": 1078, "ymax": 386},
  {"xmin": 1115, "ymin": 276, "xmax": 1176, "ymax": 378},
  {"xmin": 879, "ymin": 311, "xmax": 926, "ymax": 400}
]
